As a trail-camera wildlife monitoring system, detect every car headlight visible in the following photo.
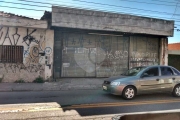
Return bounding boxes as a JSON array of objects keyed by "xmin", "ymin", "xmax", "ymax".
[{"xmin": 111, "ymin": 82, "xmax": 121, "ymax": 86}]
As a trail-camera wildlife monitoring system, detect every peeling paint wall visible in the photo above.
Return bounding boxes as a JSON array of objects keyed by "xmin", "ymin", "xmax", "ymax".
[
  {"xmin": 0, "ymin": 26, "xmax": 54, "ymax": 82},
  {"xmin": 160, "ymin": 37, "xmax": 168, "ymax": 65}
]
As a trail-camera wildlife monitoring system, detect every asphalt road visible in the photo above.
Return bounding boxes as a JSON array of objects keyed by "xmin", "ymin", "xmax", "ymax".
[{"xmin": 0, "ymin": 90, "xmax": 180, "ymax": 117}]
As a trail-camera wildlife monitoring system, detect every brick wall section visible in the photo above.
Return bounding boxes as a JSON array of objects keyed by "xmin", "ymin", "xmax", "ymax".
[{"xmin": 168, "ymin": 43, "xmax": 180, "ymax": 50}]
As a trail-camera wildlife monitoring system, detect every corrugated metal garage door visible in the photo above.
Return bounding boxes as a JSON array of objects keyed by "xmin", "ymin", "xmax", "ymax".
[
  {"xmin": 54, "ymin": 31, "xmax": 160, "ymax": 78},
  {"xmin": 129, "ymin": 36, "xmax": 159, "ymax": 68},
  {"xmin": 61, "ymin": 33, "xmax": 129, "ymax": 77},
  {"xmin": 96, "ymin": 36, "xmax": 129, "ymax": 77}
]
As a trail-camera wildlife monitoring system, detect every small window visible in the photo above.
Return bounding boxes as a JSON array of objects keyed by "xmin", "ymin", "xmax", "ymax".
[
  {"xmin": 160, "ymin": 67, "xmax": 173, "ymax": 76},
  {"xmin": 144, "ymin": 67, "xmax": 159, "ymax": 77},
  {"xmin": 172, "ymin": 68, "xmax": 180, "ymax": 75},
  {"xmin": 0, "ymin": 45, "xmax": 23, "ymax": 63}
]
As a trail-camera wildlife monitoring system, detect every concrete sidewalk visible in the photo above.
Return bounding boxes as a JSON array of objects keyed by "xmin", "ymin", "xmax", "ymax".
[{"xmin": 0, "ymin": 78, "xmax": 105, "ymax": 92}]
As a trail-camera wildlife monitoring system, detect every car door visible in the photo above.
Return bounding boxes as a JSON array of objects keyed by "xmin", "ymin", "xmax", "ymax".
[
  {"xmin": 159, "ymin": 66, "xmax": 175, "ymax": 92},
  {"xmin": 139, "ymin": 67, "xmax": 161, "ymax": 93}
]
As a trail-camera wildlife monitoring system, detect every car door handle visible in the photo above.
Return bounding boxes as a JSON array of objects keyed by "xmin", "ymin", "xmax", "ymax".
[
  {"xmin": 172, "ymin": 78, "xmax": 175, "ymax": 80},
  {"xmin": 156, "ymin": 79, "xmax": 159, "ymax": 81}
]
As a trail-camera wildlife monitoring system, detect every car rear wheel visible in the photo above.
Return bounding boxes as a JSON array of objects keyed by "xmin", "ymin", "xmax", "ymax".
[
  {"xmin": 172, "ymin": 85, "xmax": 180, "ymax": 97},
  {"xmin": 122, "ymin": 86, "xmax": 136, "ymax": 100}
]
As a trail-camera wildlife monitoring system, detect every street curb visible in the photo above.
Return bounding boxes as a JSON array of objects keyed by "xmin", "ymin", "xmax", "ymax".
[{"xmin": 0, "ymin": 83, "xmax": 102, "ymax": 92}]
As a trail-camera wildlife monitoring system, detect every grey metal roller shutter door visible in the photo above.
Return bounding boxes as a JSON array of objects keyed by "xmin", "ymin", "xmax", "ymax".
[
  {"xmin": 61, "ymin": 32, "xmax": 129, "ymax": 77},
  {"xmin": 129, "ymin": 36, "xmax": 159, "ymax": 68}
]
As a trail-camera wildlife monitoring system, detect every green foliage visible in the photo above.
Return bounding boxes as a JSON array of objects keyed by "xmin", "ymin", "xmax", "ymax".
[
  {"xmin": 15, "ymin": 79, "xmax": 25, "ymax": 83},
  {"xmin": 33, "ymin": 76, "xmax": 44, "ymax": 83}
]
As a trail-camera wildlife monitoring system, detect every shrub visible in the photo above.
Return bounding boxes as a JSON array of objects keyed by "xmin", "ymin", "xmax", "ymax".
[
  {"xmin": 15, "ymin": 79, "xmax": 25, "ymax": 83},
  {"xmin": 33, "ymin": 76, "xmax": 44, "ymax": 83}
]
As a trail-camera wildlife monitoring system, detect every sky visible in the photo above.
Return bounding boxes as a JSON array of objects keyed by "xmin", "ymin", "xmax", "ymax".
[{"xmin": 0, "ymin": 0, "xmax": 180, "ymax": 43}]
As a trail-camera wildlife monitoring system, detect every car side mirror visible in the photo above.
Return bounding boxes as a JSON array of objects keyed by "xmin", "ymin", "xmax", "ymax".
[{"xmin": 141, "ymin": 73, "xmax": 148, "ymax": 78}]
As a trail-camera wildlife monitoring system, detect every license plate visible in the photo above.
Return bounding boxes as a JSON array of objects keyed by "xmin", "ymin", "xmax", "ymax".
[{"xmin": 103, "ymin": 86, "xmax": 107, "ymax": 90}]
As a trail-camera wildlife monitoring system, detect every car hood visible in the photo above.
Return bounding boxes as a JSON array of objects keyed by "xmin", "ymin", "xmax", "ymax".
[{"xmin": 104, "ymin": 75, "xmax": 129, "ymax": 82}]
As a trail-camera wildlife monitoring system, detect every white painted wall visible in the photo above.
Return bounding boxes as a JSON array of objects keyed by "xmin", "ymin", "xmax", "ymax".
[{"xmin": 168, "ymin": 50, "xmax": 180, "ymax": 55}]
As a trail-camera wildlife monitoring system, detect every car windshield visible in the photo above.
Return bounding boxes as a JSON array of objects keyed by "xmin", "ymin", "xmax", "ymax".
[{"xmin": 122, "ymin": 67, "xmax": 146, "ymax": 76}]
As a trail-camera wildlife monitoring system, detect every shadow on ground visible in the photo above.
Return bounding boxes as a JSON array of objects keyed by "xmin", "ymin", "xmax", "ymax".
[{"xmin": 0, "ymin": 90, "xmax": 179, "ymax": 117}]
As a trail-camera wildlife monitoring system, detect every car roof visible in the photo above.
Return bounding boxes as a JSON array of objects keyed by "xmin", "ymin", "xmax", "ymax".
[
  {"xmin": 148, "ymin": 65, "xmax": 173, "ymax": 67},
  {"xmin": 134, "ymin": 65, "xmax": 174, "ymax": 68}
]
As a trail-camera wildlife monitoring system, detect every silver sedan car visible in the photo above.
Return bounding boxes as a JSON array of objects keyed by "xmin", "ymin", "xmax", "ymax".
[{"xmin": 102, "ymin": 65, "xmax": 180, "ymax": 100}]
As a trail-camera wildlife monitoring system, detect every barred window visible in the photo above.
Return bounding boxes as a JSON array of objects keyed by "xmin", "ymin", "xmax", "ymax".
[{"xmin": 0, "ymin": 45, "xmax": 24, "ymax": 63}]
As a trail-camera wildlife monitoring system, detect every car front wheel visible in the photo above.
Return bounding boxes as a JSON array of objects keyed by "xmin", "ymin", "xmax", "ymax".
[
  {"xmin": 172, "ymin": 85, "xmax": 180, "ymax": 97},
  {"xmin": 122, "ymin": 86, "xmax": 136, "ymax": 100}
]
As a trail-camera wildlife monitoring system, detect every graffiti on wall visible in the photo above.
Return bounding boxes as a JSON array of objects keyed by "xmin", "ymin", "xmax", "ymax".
[
  {"xmin": 130, "ymin": 37, "xmax": 159, "ymax": 68},
  {"xmin": 60, "ymin": 34, "xmax": 159, "ymax": 77},
  {"xmin": 0, "ymin": 63, "xmax": 44, "ymax": 73},
  {"xmin": 0, "ymin": 27, "xmax": 52, "ymax": 74},
  {"xmin": 130, "ymin": 51, "xmax": 158, "ymax": 67},
  {"xmin": 61, "ymin": 34, "xmax": 129, "ymax": 77}
]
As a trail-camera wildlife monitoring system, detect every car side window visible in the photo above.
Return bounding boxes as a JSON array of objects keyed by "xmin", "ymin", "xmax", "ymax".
[
  {"xmin": 160, "ymin": 67, "xmax": 173, "ymax": 76},
  {"xmin": 172, "ymin": 68, "xmax": 180, "ymax": 75},
  {"xmin": 143, "ymin": 67, "xmax": 159, "ymax": 77}
]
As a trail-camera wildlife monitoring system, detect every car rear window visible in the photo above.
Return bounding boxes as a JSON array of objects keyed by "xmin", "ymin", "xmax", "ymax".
[
  {"xmin": 172, "ymin": 68, "xmax": 180, "ymax": 75},
  {"xmin": 160, "ymin": 67, "xmax": 173, "ymax": 76}
]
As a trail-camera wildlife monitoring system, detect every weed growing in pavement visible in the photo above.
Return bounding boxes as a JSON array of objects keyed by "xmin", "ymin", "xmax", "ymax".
[
  {"xmin": 33, "ymin": 76, "xmax": 45, "ymax": 83},
  {"xmin": 15, "ymin": 79, "xmax": 25, "ymax": 83}
]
